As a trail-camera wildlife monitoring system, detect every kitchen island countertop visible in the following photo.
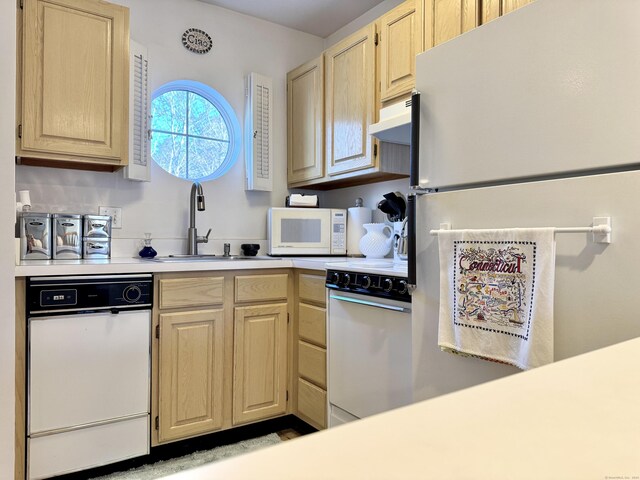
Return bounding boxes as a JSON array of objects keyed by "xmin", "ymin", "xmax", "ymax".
[{"xmin": 166, "ymin": 337, "xmax": 640, "ymax": 480}]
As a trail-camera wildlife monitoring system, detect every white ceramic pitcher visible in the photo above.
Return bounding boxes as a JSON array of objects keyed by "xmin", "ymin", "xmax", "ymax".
[{"xmin": 359, "ymin": 223, "xmax": 394, "ymax": 259}]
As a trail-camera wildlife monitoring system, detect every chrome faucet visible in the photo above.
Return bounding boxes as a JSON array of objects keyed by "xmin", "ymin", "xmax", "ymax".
[{"xmin": 187, "ymin": 182, "xmax": 211, "ymax": 255}]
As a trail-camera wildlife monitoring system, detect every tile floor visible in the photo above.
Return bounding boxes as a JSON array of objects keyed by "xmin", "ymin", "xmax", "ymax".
[{"xmin": 276, "ymin": 427, "xmax": 304, "ymax": 441}]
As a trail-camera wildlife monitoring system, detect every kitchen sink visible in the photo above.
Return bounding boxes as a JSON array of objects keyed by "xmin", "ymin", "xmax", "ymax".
[{"xmin": 148, "ymin": 254, "xmax": 278, "ymax": 262}]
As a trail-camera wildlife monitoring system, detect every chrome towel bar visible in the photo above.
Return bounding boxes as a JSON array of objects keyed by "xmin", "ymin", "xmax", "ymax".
[{"xmin": 429, "ymin": 217, "xmax": 611, "ymax": 244}]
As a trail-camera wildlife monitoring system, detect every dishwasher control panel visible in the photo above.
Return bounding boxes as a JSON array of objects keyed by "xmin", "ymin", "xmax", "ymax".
[
  {"xmin": 27, "ymin": 274, "xmax": 153, "ymax": 315},
  {"xmin": 40, "ymin": 289, "xmax": 77, "ymax": 307}
]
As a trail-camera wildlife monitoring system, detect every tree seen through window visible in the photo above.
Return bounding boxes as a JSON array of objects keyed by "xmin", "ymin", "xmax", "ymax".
[{"xmin": 150, "ymin": 80, "xmax": 239, "ymax": 181}]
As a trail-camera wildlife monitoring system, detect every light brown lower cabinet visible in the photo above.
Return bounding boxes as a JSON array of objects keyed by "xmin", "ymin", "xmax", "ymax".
[
  {"xmin": 153, "ymin": 270, "xmax": 292, "ymax": 446},
  {"xmin": 233, "ymin": 303, "xmax": 289, "ymax": 425},
  {"xmin": 293, "ymin": 271, "xmax": 328, "ymax": 430},
  {"xmin": 158, "ymin": 309, "xmax": 225, "ymax": 443}
]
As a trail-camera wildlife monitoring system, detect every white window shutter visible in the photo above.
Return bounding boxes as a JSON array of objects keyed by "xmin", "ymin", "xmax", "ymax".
[
  {"xmin": 245, "ymin": 73, "xmax": 273, "ymax": 191},
  {"xmin": 124, "ymin": 40, "xmax": 151, "ymax": 182}
]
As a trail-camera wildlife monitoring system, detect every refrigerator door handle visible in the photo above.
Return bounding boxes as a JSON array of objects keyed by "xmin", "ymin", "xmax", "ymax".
[
  {"xmin": 407, "ymin": 193, "xmax": 417, "ymax": 290},
  {"xmin": 409, "ymin": 91, "xmax": 421, "ymax": 188},
  {"xmin": 408, "ymin": 90, "xmax": 421, "ymax": 290}
]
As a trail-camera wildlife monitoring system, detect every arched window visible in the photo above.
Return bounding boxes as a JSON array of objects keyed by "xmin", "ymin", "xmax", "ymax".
[{"xmin": 150, "ymin": 80, "xmax": 240, "ymax": 180}]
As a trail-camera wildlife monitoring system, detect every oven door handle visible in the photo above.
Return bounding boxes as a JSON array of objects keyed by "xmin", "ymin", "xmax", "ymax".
[{"xmin": 330, "ymin": 294, "xmax": 411, "ymax": 313}]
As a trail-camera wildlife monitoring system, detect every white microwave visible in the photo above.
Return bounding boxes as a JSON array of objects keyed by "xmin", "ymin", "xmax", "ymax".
[{"xmin": 267, "ymin": 208, "xmax": 347, "ymax": 256}]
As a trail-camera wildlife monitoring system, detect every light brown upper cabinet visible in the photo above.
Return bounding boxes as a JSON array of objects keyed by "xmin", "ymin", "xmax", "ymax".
[
  {"xmin": 424, "ymin": 0, "xmax": 480, "ymax": 49},
  {"xmin": 324, "ymin": 24, "xmax": 378, "ymax": 177},
  {"xmin": 287, "ymin": 56, "xmax": 324, "ymax": 186},
  {"xmin": 17, "ymin": 0, "xmax": 130, "ymax": 171},
  {"xmin": 378, "ymin": 0, "xmax": 424, "ymax": 104},
  {"xmin": 482, "ymin": 0, "xmax": 535, "ymax": 23}
]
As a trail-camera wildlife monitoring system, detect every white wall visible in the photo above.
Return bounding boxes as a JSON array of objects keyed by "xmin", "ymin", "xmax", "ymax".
[
  {"xmin": 15, "ymin": 0, "xmax": 324, "ymax": 257},
  {"xmin": 0, "ymin": 0, "xmax": 16, "ymax": 477}
]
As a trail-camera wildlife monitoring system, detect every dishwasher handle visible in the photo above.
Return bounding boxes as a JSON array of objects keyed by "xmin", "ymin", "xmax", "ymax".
[{"xmin": 330, "ymin": 294, "xmax": 411, "ymax": 313}]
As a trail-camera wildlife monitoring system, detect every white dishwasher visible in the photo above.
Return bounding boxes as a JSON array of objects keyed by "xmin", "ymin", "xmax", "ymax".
[{"xmin": 26, "ymin": 275, "xmax": 152, "ymax": 480}]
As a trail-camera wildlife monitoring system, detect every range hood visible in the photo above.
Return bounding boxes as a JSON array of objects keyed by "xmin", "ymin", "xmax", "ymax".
[{"xmin": 368, "ymin": 98, "xmax": 411, "ymax": 145}]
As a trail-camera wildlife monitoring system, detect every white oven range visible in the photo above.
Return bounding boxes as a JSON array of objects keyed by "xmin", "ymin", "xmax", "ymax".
[{"xmin": 325, "ymin": 261, "xmax": 412, "ymax": 427}]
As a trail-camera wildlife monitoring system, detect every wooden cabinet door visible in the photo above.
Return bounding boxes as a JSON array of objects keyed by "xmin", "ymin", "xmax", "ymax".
[
  {"xmin": 20, "ymin": 0, "xmax": 129, "ymax": 165},
  {"xmin": 324, "ymin": 24, "xmax": 377, "ymax": 176},
  {"xmin": 158, "ymin": 309, "xmax": 225, "ymax": 442},
  {"xmin": 287, "ymin": 56, "xmax": 324, "ymax": 185},
  {"xmin": 233, "ymin": 303, "xmax": 288, "ymax": 425},
  {"xmin": 424, "ymin": 0, "xmax": 480, "ymax": 49},
  {"xmin": 482, "ymin": 0, "xmax": 534, "ymax": 24},
  {"xmin": 379, "ymin": 0, "xmax": 424, "ymax": 103}
]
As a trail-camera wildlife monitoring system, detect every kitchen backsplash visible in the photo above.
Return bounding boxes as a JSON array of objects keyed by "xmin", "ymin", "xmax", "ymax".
[
  {"xmin": 16, "ymin": 161, "xmax": 408, "ymax": 259},
  {"xmin": 15, "ymin": 162, "xmax": 279, "ymax": 258},
  {"xmin": 318, "ymin": 177, "xmax": 410, "ymax": 220}
]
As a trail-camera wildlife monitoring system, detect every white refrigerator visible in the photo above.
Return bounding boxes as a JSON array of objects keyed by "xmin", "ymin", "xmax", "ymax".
[{"xmin": 409, "ymin": 0, "xmax": 640, "ymax": 402}]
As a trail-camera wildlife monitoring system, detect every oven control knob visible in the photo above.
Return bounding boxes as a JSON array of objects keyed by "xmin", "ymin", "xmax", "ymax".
[
  {"xmin": 329, "ymin": 272, "xmax": 340, "ymax": 285},
  {"xmin": 382, "ymin": 278, "xmax": 394, "ymax": 292},
  {"xmin": 340, "ymin": 273, "xmax": 351, "ymax": 288},
  {"xmin": 361, "ymin": 275, "xmax": 372, "ymax": 289},
  {"xmin": 397, "ymin": 280, "xmax": 408, "ymax": 295},
  {"xmin": 123, "ymin": 285, "xmax": 142, "ymax": 303}
]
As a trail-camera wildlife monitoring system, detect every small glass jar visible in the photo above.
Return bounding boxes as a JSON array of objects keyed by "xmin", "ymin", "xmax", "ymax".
[{"xmin": 138, "ymin": 233, "xmax": 157, "ymax": 258}]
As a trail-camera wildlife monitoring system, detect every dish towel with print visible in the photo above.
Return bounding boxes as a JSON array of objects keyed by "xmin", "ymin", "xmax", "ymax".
[{"xmin": 437, "ymin": 228, "xmax": 555, "ymax": 370}]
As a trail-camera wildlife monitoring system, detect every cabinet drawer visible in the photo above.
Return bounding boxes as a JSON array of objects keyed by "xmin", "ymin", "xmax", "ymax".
[
  {"xmin": 235, "ymin": 274, "xmax": 288, "ymax": 303},
  {"xmin": 298, "ymin": 341, "xmax": 326, "ymax": 389},
  {"xmin": 298, "ymin": 274, "xmax": 326, "ymax": 305},
  {"xmin": 298, "ymin": 303, "xmax": 326, "ymax": 347},
  {"xmin": 297, "ymin": 378, "xmax": 326, "ymax": 430},
  {"xmin": 159, "ymin": 277, "xmax": 224, "ymax": 309}
]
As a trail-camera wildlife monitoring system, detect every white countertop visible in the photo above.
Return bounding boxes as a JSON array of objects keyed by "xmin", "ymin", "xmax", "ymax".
[
  {"xmin": 166, "ymin": 337, "xmax": 640, "ymax": 480},
  {"xmin": 14, "ymin": 256, "xmax": 409, "ymax": 277},
  {"xmin": 14, "ymin": 256, "xmax": 344, "ymax": 277}
]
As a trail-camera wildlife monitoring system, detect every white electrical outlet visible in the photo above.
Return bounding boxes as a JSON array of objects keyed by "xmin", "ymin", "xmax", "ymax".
[{"xmin": 99, "ymin": 206, "xmax": 122, "ymax": 229}]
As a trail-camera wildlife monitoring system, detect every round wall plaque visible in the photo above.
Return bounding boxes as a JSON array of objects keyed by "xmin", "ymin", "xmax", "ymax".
[{"xmin": 182, "ymin": 28, "xmax": 212, "ymax": 54}]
